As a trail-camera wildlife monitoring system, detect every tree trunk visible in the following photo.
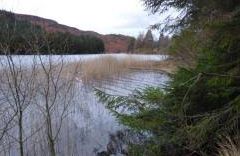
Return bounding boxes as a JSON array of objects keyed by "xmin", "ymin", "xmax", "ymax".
[
  {"xmin": 46, "ymin": 104, "xmax": 56, "ymax": 156},
  {"xmin": 19, "ymin": 109, "xmax": 24, "ymax": 156}
]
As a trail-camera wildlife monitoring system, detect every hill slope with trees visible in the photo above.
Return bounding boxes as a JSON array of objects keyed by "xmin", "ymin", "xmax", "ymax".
[
  {"xmin": 14, "ymin": 11, "xmax": 135, "ymax": 53},
  {"xmin": 0, "ymin": 10, "xmax": 105, "ymax": 54}
]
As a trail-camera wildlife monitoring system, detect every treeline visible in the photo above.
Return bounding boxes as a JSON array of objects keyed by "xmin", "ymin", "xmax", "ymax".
[
  {"xmin": 0, "ymin": 10, "xmax": 105, "ymax": 54},
  {"xmin": 97, "ymin": 0, "xmax": 240, "ymax": 155},
  {"xmin": 44, "ymin": 32, "xmax": 105, "ymax": 54},
  {"xmin": 134, "ymin": 30, "xmax": 170, "ymax": 54}
]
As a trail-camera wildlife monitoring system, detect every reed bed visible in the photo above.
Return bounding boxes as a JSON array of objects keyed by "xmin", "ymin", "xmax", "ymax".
[
  {"xmin": 67, "ymin": 55, "xmax": 157, "ymax": 82},
  {"xmin": 0, "ymin": 55, "xmax": 175, "ymax": 83}
]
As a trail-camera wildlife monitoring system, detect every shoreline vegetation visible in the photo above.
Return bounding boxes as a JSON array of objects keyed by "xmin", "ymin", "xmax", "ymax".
[{"xmin": 66, "ymin": 55, "xmax": 177, "ymax": 83}]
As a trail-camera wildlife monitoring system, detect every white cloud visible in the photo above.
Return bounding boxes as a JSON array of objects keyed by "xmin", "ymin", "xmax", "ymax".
[{"xmin": 0, "ymin": 0, "xmax": 166, "ymax": 37}]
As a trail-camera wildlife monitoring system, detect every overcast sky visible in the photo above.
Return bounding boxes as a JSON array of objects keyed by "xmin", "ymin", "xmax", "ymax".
[{"xmin": 0, "ymin": 0, "xmax": 166, "ymax": 37}]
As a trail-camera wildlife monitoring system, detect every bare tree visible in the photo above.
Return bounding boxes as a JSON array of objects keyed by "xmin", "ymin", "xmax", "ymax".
[
  {"xmin": 0, "ymin": 20, "xmax": 40, "ymax": 155},
  {"xmin": 0, "ymin": 15, "xmax": 80, "ymax": 156},
  {"xmin": 0, "ymin": 55, "xmax": 79, "ymax": 156},
  {"xmin": 34, "ymin": 55, "xmax": 78, "ymax": 156},
  {"xmin": 0, "ymin": 54, "xmax": 38, "ymax": 156}
]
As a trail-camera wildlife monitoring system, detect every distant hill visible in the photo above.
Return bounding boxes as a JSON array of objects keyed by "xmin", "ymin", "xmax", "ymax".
[
  {"xmin": 0, "ymin": 10, "xmax": 105, "ymax": 54},
  {"xmin": 15, "ymin": 12, "xmax": 135, "ymax": 53}
]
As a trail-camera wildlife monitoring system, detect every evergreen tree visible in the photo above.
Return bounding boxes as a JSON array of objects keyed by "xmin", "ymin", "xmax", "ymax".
[
  {"xmin": 96, "ymin": 0, "xmax": 240, "ymax": 155},
  {"xmin": 143, "ymin": 29, "xmax": 154, "ymax": 49}
]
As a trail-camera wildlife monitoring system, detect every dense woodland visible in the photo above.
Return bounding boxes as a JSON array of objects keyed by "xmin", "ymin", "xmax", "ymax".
[
  {"xmin": 0, "ymin": 10, "xmax": 105, "ymax": 54},
  {"xmin": 97, "ymin": 0, "xmax": 240, "ymax": 155}
]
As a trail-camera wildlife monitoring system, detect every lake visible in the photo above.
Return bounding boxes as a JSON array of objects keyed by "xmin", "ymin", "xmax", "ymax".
[{"xmin": 0, "ymin": 54, "xmax": 169, "ymax": 156}]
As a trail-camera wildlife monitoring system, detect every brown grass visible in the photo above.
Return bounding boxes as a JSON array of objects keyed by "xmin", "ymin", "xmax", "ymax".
[
  {"xmin": 80, "ymin": 55, "xmax": 156, "ymax": 82},
  {"xmin": 218, "ymin": 137, "xmax": 240, "ymax": 156},
  {"xmin": 59, "ymin": 55, "xmax": 179, "ymax": 83},
  {"xmin": 0, "ymin": 55, "xmax": 178, "ymax": 83}
]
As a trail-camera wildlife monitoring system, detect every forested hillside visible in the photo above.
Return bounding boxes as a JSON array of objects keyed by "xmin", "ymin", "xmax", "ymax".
[
  {"xmin": 97, "ymin": 0, "xmax": 240, "ymax": 155},
  {"xmin": 13, "ymin": 11, "xmax": 136, "ymax": 53},
  {"xmin": 0, "ymin": 10, "xmax": 105, "ymax": 54}
]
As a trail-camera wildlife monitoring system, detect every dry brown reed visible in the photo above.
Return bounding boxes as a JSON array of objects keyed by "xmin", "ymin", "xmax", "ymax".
[
  {"xmin": 218, "ymin": 137, "xmax": 240, "ymax": 156},
  {"xmin": 67, "ymin": 55, "xmax": 157, "ymax": 82}
]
